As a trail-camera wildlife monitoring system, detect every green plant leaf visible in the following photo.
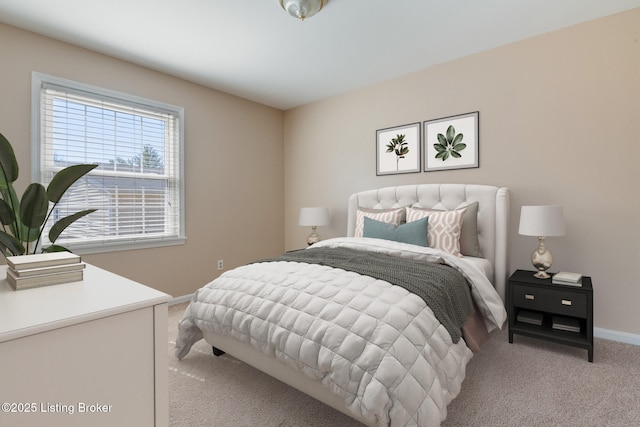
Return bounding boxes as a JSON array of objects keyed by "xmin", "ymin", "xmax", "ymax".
[
  {"xmin": 0, "ymin": 132, "xmax": 19, "ymax": 189},
  {"xmin": 433, "ymin": 144, "xmax": 446, "ymax": 152},
  {"xmin": 452, "ymin": 133, "xmax": 464, "ymax": 145},
  {"xmin": 451, "ymin": 151, "xmax": 462, "ymax": 158},
  {"xmin": 0, "ymin": 133, "xmax": 98, "ymax": 258},
  {"xmin": 19, "ymin": 184, "xmax": 49, "ymax": 245},
  {"xmin": 437, "ymin": 134, "xmax": 447, "ymax": 145},
  {"xmin": 48, "ymin": 209, "xmax": 97, "ymax": 244},
  {"xmin": 20, "ymin": 183, "xmax": 49, "ymax": 229},
  {"xmin": 47, "ymin": 164, "xmax": 98, "ymax": 203},
  {"xmin": 0, "ymin": 230, "xmax": 25, "ymax": 256},
  {"xmin": 453, "ymin": 143, "xmax": 467, "ymax": 151},
  {"xmin": 17, "ymin": 223, "xmax": 41, "ymax": 243},
  {"xmin": 42, "ymin": 244, "xmax": 71, "ymax": 253},
  {"xmin": 0, "ymin": 198, "xmax": 15, "ymax": 225},
  {"xmin": 1, "ymin": 184, "xmax": 23, "ymax": 240},
  {"xmin": 446, "ymin": 126, "xmax": 455, "ymax": 143}
]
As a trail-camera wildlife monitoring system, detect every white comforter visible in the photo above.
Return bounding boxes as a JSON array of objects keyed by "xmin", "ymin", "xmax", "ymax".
[{"xmin": 175, "ymin": 237, "xmax": 507, "ymax": 427}]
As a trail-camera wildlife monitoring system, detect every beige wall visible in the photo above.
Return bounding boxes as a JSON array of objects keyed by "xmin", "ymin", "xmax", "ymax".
[
  {"xmin": 284, "ymin": 9, "xmax": 640, "ymax": 335},
  {"xmin": 1, "ymin": 9, "xmax": 638, "ymax": 337},
  {"xmin": 0, "ymin": 23, "xmax": 285, "ymax": 298}
]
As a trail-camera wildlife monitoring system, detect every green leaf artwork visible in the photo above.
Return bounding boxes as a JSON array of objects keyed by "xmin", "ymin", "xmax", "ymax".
[
  {"xmin": 433, "ymin": 125, "xmax": 466, "ymax": 161},
  {"xmin": 385, "ymin": 134, "xmax": 410, "ymax": 170}
]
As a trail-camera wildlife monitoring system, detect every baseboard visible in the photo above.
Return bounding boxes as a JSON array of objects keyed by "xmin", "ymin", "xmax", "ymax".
[
  {"xmin": 594, "ymin": 327, "xmax": 640, "ymax": 346},
  {"xmin": 170, "ymin": 293, "xmax": 194, "ymax": 305}
]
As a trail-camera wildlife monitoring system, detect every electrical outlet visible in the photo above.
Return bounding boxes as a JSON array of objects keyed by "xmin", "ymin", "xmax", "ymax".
[{"xmin": 217, "ymin": 259, "xmax": 224, "ymax": 270}]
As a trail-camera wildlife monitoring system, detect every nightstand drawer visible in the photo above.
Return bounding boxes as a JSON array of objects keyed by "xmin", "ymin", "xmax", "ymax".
[{"xmin": 512, "ymin": 284, "xmax": 587, "ymax": 317}]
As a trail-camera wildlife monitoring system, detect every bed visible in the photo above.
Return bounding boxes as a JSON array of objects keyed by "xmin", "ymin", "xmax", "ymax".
[{"xmin": 175, "ymin": 183, "xmax": 510, "ymax": 427}]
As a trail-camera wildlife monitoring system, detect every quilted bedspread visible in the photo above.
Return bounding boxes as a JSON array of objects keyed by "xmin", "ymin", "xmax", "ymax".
[{"xmin": 175, "ymin": 237, "xmax": 507, "ymax": 427}]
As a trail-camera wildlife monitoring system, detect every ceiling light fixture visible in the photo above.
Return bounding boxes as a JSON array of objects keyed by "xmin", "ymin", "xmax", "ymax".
[{"xmin": 279, "ymin": 0, "xmax": 326, "ymax": 21}]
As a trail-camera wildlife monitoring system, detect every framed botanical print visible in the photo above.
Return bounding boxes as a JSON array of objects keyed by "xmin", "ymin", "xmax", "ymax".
[
  {"xmin": 424, "ymin": 112, "xmax": 479, "ymax": 172},
  {"xmin": 376, "ymin": 122, "xmax": 421, "ymax": 175}
]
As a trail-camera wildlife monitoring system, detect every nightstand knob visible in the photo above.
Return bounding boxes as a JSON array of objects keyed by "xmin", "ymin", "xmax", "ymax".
[
  {"xmin": 562, "ymin": 299, "xmax": 572, "ymax": 306},
  {"xmin": 525, "ymin": 294, "xmax": 535, "ymax": 300}
]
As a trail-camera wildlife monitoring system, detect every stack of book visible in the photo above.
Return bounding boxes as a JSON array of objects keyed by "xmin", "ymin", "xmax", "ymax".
[
  {"xmin": 552, "ymin": 315, "xmax": 581, "ymax": 333},
  {"xmin": 552, "ymin": 271, "xmax": 583, "ymax": 286},
  {"xmin": 5, "ymin": 252, "xmax": 85, "ymax": 290},
  {"xmin": 516, "ymin": 310, "xmax": 544, "ymax": 326}
]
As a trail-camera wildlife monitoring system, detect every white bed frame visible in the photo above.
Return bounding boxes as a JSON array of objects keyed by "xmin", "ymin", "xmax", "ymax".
[{"xmin": 202, "ymin": 183, "xmax": 510, "ymax": 426}]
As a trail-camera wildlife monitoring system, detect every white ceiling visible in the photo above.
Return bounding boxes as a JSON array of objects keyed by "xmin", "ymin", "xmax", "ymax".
[{"xmin": 1, "ymin": 0, "xmax": 639, "ymax": 110}]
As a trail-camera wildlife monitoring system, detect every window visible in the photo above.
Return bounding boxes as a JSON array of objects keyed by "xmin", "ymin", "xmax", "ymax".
[{"xmin": 32, "ymin": 72, "xmax": 185, "ymax": 253}]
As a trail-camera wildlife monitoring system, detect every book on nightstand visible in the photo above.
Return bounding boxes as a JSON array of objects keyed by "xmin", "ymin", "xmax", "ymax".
[
  {"xmin": 516, "ymin": 310, "xmax": 544, "ymax": 326},
  {"xmin": 552, "ymin": 271, "xmax": 583, "ymax": 286},
  {"xmin": 552, "ymin": 316, "xmax": 581, "ymax": 333}
]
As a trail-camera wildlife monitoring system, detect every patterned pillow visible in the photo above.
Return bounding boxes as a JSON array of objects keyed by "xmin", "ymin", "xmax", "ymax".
[
  {"xmin": 354, "ymin": 207, "xmax": 405, "ymax": 237},
  {"xmin": 410, "ymin": 202, "xmax": 481, "ymax": 257},
  {"xmin": 406, "ymin": 206, "xmax": 466, "ymax": 256}
]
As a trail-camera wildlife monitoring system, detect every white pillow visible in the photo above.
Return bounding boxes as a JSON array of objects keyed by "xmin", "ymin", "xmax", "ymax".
[
  {"xmin": 354, "ymin": 208, "xmax": 404, "ymax": 237},
  {"xmin": 406, "ymin": 206, "xmax": 466, "ymax": 256}
]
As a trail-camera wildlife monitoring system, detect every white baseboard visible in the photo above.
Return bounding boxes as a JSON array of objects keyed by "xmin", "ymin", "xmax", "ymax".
[
  {"xmin": 170, "ymin": 293, "xmax": 194, "ymax": 305},
  {"xmin": 171, "ymin": 293, "xmax": 640, "ymax": 347},
  {"xmin": 594, "ymin": 327, "xmax": 640, "ymax": 346}
]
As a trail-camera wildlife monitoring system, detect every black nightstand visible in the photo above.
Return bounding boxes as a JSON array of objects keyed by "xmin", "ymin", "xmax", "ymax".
[{"xmin": 507, "ymin": 269, "xmax": 593, "ymax": 362}]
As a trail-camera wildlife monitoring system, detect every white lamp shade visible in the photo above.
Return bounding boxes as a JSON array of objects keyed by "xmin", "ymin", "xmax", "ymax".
[
  {"xmin": 518, "ymin": 205, "xmax": 566, "ymax": 237},
  {"xmin": 298, "ymin": 207, "xmax": 330, "ymax": 226}
]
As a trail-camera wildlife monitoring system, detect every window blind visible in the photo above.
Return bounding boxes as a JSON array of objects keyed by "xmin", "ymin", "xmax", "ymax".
[{"xmin": 34, "ymin": 74, "xmax": 185, "ymax": 253}]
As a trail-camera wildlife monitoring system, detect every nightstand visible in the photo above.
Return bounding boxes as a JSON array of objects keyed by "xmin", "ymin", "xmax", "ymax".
[{"xmin": 507, "ymin": 269, "xmax": 593, "ymax": 362}]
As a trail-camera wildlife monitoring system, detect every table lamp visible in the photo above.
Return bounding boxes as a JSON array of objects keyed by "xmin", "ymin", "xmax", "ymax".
[
  {"xmin": 518, "ymin": 205, "xmax": 566, "ymax": 279},
  {"xmin": 298, "ymin": 207, "xmax": 330, "ymax": 246}
]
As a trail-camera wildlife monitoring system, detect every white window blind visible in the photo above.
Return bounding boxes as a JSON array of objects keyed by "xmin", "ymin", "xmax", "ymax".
[{"xmin": 32, "ymin": 73, "xmax": 185, "ymax": 253}]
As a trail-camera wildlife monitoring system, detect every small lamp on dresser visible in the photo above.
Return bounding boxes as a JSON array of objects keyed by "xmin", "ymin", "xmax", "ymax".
[
  {"xmin": 298, "ymin": 207, "xmax": 330, "ymax": 245},
  {"xmin": 518, "ymin": 205, "xmax": 566, "ymax": 279}
]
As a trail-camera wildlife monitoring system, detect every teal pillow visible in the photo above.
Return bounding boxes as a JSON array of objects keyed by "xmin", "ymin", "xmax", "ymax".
[{"xmin": 363, "ymin": 216, "xmax": 429, "ymax": 247}]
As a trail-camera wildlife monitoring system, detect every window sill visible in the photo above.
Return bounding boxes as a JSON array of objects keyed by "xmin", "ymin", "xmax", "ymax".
[{"xmin": 61, "ymin": 237, "xmax": 187, "ymax": 255}]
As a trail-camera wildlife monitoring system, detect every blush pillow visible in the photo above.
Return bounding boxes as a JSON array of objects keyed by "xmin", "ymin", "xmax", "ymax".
[
  {"xmin": 406, "ymin": 206, "xmax": 466, "ymax": 256},
  {"xmin": 363, "ymin": 216, "xmax": 429, "ymax": 247},
  {"xmin": 354, "ymin": 207, "xmax": 405, "ymax": 237}
]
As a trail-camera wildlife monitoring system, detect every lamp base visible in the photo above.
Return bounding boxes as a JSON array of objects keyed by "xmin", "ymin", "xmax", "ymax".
[
  {"xmin": 533, "ymin": 270, "xmax": 551, "ymax": 279},
  {"xmin": 307, "ymin": 226, "xmax": 320, "ymax": 246},
  {"xmin": 531, "ymin": 236, "xmax": 553, "ymax": 279}
]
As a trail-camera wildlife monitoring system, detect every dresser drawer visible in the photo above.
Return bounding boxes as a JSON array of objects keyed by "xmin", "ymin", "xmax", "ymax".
[{"xmin": 512, "ymin": 284, "xmax": 587, "ymax": 318}]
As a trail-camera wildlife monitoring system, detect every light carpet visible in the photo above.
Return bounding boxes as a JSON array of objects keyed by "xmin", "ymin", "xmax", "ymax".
[{"xmin": 168, "ymin": 302, "xmax": 640, "ymax": 426}]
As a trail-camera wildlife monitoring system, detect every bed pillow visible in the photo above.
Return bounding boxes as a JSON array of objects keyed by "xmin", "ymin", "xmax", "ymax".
[
  {"xmin": 363, "ymin": 216, "xmax": 429, "ymax": 247},
  {"xmin": 354, "ymin": 207, "xmax": 405, "ymax": 237},
  {"xmin": 408, "ymin": 202, "xmax": 481, "ymax": 257},
  {"xmin": 406, "ymin": 206, "xmax": 466, "ymax": 256}
]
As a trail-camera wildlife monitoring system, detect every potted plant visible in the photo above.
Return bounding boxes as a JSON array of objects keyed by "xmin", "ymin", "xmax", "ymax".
[{"xmin": 0, "ymin": 132, "xmax": 98, "ymax": 258}]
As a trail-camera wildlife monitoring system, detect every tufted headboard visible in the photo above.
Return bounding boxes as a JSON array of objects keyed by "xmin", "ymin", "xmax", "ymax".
[{"xmin": 347, "ymin": 183, "xmax": 510, "ymax": 301}]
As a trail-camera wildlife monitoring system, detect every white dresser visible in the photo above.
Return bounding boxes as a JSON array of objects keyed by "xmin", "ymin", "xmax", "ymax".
[{"xmin": 0, "ymin": 263, "xmax": 171, "ymax": 427}]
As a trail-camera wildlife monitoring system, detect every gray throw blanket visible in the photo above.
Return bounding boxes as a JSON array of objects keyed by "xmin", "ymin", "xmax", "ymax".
[{"xmin": 255, "ymin": 246, "xmax": 474, "ymax": 343}]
